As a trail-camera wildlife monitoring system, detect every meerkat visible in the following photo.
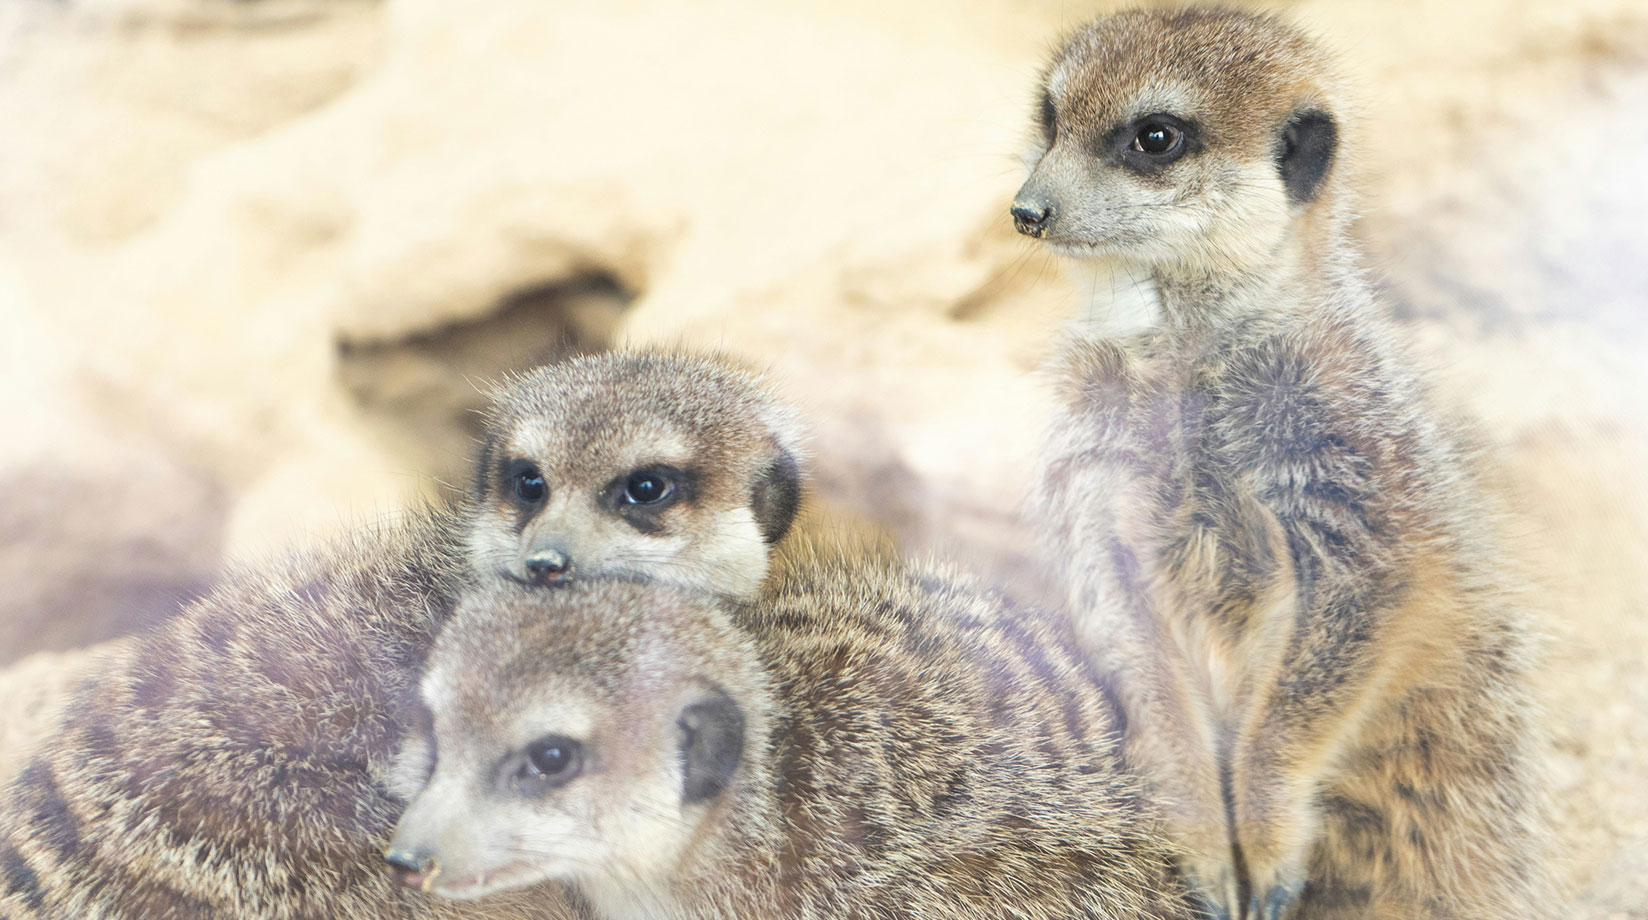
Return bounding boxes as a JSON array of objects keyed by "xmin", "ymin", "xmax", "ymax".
[
  {"xmin": 0, "ymin": 350, "xmax": 803, "ymax": 918},
  {"xmin": 464, "ymin": 350, "xmax": 803, "ymax": 600},
  {"xmin": 1014, "ymin": 9, "xmax": 1550, "ymax": 920},
  {"xmin": 0, "ymin": 506, "xmax": 579, "ymax": 919},
  {"xmin": 384, "ymin": 542, "xmax": 1203, "ymax": 920}
]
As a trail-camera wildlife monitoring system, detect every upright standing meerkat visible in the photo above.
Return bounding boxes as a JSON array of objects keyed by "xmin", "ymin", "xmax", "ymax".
[
  {"xmin": 465, "ymin": 350, "xmax": 803, "ymax": 600},
  {"xmin": 1013, "ymin": 9, "xmax": 1550, "ymax": 920},
  {"xmin": 385, "ymin": 544, "xmax": 1202, "ymax": 920},
  {"xmin": 0, "ymin": 350, "xmax": 804, "ymax": 918}
]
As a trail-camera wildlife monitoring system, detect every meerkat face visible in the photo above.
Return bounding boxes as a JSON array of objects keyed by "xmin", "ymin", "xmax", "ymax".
[
  {"xmin": 386, "ymin": 582, "xmax": 766, "ymax": 907},
  {"xmin": 466, "ymin": 351, "xmax": 804, "ymax": 600},
  {"xmin": 1012, "ymin": 10, "xmax": 1339, "ymax": 274}
]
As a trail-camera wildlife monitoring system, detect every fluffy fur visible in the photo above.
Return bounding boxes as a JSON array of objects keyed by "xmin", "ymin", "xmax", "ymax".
[
  {"xmin": 390, "ymin": 539, "xmax": 1203, "ymax": 919},
  {"xmin": 0, "ymin": 505, "xmax": 580, "ymax": 919},
  {"xmin": 1019, "ymin": 9, "xmax": 1552, "ymax": 919}
]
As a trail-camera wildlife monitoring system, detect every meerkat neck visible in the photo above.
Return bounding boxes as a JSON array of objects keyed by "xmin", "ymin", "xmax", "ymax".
[
  {"xmin": 582, "ymin": 873, "xmax": 684, "ymax": 920},
  {"xmin": 581, "ymin": 787, "xmax": 782, "ymax": 919},
  {"xmin": 1146, "ymin": 212, "xmax": 1353, "ymax": 330}
]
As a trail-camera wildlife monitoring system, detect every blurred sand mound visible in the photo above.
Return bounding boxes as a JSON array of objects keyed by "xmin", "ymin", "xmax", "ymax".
[{"xmin": 1, "ymin": 0, "xmax": 1645, "ymax": 913}]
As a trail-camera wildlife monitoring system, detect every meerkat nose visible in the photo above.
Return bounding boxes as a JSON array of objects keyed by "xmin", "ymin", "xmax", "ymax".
[
  {"xmin": 1011, "ymin": 199, "xmax": 1055, "ymax": 237},
  {"xmin": 524, "ymin": 548, "xmax": 573, "ymax": 585},
  {"xmin": 384, "ymin": 848, "xmax": 438, "ymax": 889}
]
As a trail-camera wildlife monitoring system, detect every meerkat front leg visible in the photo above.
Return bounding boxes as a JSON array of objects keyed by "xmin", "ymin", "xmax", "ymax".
[
  {"xmin": 1214, "ymin": 335, "xmax": 1411, "ymax": 920},
  {"xmin": 1038, "ymin": 337, "xmax": 1237, "ymax": 917}
]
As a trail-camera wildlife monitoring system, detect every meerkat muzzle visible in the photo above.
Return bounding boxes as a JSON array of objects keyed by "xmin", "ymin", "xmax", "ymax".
[{"xmin": 384, "ymin": 847, "xmax": 441, "ymax": 892}]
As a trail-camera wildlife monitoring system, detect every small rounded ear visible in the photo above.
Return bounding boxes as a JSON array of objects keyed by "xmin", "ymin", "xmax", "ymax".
[
  {"xmin": 678, "ymin": 690, "xmax": 745, "ymax": 805},
  {"xmin": 1277, "ymin": 109, "xmax": 1337, "ymax": 205},
  {"xmin": 750, "ymin": 448, "xmax": 801, "ymax": 545}
]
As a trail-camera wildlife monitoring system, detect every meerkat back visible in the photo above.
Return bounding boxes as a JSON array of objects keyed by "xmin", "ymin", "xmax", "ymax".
[
  {"xmin": 1013, "ymin": 9, "xmax": 1551, "ymax": 920},
  {"xmin": 387, "ymin": 547, "xmax": 1202, "ymax": 919},
  {"xmin": 0, "ymin": 505, "xmax": 578, "ymax": 919}
]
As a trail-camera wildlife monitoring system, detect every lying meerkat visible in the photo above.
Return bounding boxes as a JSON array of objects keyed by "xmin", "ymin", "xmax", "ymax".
[
  {"xmin": 1014, "ymin": 9, "xmax": 1551, "ymax": 919},
  {"xmin": 386, "ymin": 544, "xmax": 1202, "ymax": 920},
  {"xmin": 0, "ymin": 350, "xmax": 804, "ymax": 918},
  {"xmin": 0, "ymin": 507, "xmax": 578, "ymax": 919}
]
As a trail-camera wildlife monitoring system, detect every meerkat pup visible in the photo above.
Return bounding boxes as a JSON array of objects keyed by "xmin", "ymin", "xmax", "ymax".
[
  {"xmin": 0, "ymin": 507, "xmax": 577, "ymax": 919},
  {"xmin": 464, "ymin": 350, "xmax": 803, "ymax": 600},
  {"xmin": 385, "ymin": 545, "xmax": 1202, "ymax": 920},
  {"xmin": 1014, "ymin": 9, "xmax": 1549, "ymax": 920}
]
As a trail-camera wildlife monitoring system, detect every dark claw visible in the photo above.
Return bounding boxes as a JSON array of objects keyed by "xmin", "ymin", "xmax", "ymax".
[{"xmin": 1248, "ymin": 882, "xmax": 1299, "ymax": 920}]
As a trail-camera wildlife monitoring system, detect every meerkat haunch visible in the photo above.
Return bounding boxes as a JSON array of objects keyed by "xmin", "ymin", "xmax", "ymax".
[
  {"xmin": 0, "ymin": 506, "xmax": 579, "ymax": 919},
  {"xmin": 1015, "ymin": 9, "xmax": 1550, "ymax": 920},
  {"xmin": 465, "ymin": 350, "xmax": 804, "ymax": 600},
  {"xmin": 385, "ymin": 545, "xmax": 1203, "ymax": 920}
]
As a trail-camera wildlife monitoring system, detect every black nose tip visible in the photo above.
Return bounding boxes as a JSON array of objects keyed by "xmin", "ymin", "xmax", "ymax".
[
  {"xmin": 524, "ymin": 549, "xmax": 573, "ymax": 586},
  {"xmin": 1011, "ymin": 201, "xmax": 1053, "ymax": 237},
  {"xmin": 384, "ymin": 848, "xmax": 435, "ymax": 889}
]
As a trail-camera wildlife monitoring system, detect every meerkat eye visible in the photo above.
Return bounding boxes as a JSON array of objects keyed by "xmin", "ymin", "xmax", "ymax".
[
  {"xmin": 623, "ymin": 469, "xmax": 674, "ymax": 505},
  {"xmin": 517, "ymin": 736, "xmax": 583, "ymax": 790},
  {"xmin": 508, "ymin": 461, "xmax": 548, "ymax": 505},
  {"xmin": 1133, "ymin": 121, "xmax": 1181, "ymax": 156},
  {"xmin": 1116, "ymin": 114, "xmax": 1197, "ymax": 173},
  {"xmin": 602, "ymin": 465, "xmax": 690, "ymax": 529}
]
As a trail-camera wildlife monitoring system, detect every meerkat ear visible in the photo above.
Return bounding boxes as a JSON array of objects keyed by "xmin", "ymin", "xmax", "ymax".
[
  {"xmin": 1277, "ymin": 109, "xmax": 1337, "ymax": 205},
  {"xmin": 678, "ymin": 690, "xmax": 745, "ymax": 805},
  {"xmin": 750, "ymin": 448, "xmax": 801, "ymax": 544}
]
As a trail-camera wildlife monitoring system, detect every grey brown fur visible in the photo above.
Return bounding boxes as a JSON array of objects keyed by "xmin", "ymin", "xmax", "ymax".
[
  {"xmin": 389, "ymin": 541, "xmax": 1202, "ymax": 919},
  {"xmin": 0, "ymin": 505, "xmax": 578, "ymax": 919},
  {"xmin": 0, "ymin": 349, "xmax": 807, "ymax": 918},
  {"xmin": 1018, "ymin": 9, "xmax": 1551, "ymax": 920}
]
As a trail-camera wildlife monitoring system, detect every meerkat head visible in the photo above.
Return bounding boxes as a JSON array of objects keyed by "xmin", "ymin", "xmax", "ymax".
[
  {"xmin": 385, "ymin": 580, "xmax": 770, "ymax": 911},
  {"xmin": 1012, "ymin": 9, "xmax": 1342, "ymax": 277},
  {"xmin": 466, "ymin": 351, "xmax": 804, "ymax": 600}
]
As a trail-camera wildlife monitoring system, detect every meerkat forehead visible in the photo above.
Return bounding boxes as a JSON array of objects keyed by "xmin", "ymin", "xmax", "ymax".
[
  {"xmin": 487, "ymin": 351, "xmax": 799, "ymax": 478},
  {"xmin": 1047, "ymin": 9, "xmax": 1335, "ymax": 151},
  {"xmin": 422, "ymin": 579, "xmax": 759, "ymax": 739}
]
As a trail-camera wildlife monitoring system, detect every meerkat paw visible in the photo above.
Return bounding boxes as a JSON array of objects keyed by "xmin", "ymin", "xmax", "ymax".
[
  {"xmin": 1245, "ymin": 864, "xmax": 1304, "ymax": 920},
  {"xmin": 1235, "ymin": 828, "xmax": 1308, "ymax": 920},
  {"xmin": 1230, "ymin": 771, "xmax": 1316, "ymax": 920},
  {"xmin": 1181, "ymin": 851, "xmax": 1242, "ymax": 920}
]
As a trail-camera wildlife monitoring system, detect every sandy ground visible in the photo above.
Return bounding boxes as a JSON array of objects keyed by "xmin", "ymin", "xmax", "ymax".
[{"xmin": 0, "ymin": 0, "xmax": 1644, "ymax": 914}]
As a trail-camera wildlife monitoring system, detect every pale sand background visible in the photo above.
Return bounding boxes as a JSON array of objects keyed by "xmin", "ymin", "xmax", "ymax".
[{"xmin": 1, "ymin": 0, "xmax": 1645, "ymax": 914}]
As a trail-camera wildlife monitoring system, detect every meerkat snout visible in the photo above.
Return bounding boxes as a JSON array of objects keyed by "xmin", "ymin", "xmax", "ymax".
[
  {"xmin": 466, "ymin": 351, "xmax": 805, "ymax": 600},
  {"xmin": 522, "ymin": 546, "xmax": 572, "ymax": 585},
  {"xmin": 1009, "ymin": 198, "xmax": 1054, "ymax": 237},
  {"xmin": 382, "ymin": 847, "xmax": 439, "ymax": 891}
]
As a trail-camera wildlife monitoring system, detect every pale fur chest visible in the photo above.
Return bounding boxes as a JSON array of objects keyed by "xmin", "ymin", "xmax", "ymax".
[{"xmin": 1042, "ymin": 316, "xmax": 1295, "ymax": 728}]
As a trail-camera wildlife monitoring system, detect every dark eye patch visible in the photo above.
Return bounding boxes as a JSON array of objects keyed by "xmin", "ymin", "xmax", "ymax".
[
  {"xmin": 504, "ymin": 459, "xmax": 548, "ymax": 508},
  {"xmin": 1037, "ymin": 89, "xmax": 1058, "ymax": 148},
  {"xmin": 505, "ymin": 735, "xmax": 584, "ymax": 796},
  {"xmin": 623, "ymin": 470, "xmax": 673, "ymax": 505},
  {"xmin": 601, "ymin": 465, "xmax": 694, "ymax": 533},
  {"xmin": 1105, "ymin": 113, "xmax": 1202, "ymax": 173}
]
